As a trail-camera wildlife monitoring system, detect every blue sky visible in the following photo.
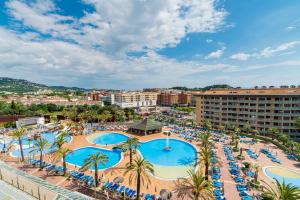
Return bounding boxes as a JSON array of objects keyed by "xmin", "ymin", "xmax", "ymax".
[{"xmin": 0, "ymin": 0, "xmax": 300, "ymax": 89}]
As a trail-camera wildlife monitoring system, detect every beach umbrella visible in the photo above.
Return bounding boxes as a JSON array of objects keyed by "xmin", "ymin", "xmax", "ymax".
[
  {"xmin": 160, "ymin": 189, "xmax": 172, "ymax": 200},
  {"xmin": 113, "ymin": 176, "xmax": 124, "ymax": 183}
]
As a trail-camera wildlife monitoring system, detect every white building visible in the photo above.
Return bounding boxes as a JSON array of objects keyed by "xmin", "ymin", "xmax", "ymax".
[{"xmin": 112, "ymin": 92, "xmax": 158, "ymax": 108}]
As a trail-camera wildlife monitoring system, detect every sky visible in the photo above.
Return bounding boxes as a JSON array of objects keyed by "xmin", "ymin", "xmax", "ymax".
[{"xmin": 0, "ymin": 0, "xmax": 300, "ymax": 89}]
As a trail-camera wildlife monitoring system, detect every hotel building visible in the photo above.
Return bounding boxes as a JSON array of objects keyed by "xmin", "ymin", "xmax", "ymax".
[
  {"xmin": 111, "ymin": 92, "xmax": 158, "ymax": 108},
  {"xmin": 195, "ymin": 87, "xmax": 300, "ymax": 139},
  {"xmin": 157, "ymin": 91, "xmax": 192, "ymax": 106}
]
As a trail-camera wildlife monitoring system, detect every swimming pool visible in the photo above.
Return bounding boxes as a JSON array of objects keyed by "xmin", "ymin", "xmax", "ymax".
[
  {"xmin": 138, "ymin": 138, "xmax": 197, "ymax": 179},
  {"xmin": 139, "ymin": 138, "xmax": 197, "ymax": 166},
  {"xmin": 11, "ymin": 132, "xmax": 72, "ymax": 157},
  {"xmin": 66, "ymin": 146, "xmax": 122, "ymax": 170},
  {"xmin": 92, "ymin": 132, "xmax": 128, "ymax": 145},
  {"xmin": 264, "ymin": 166, "xmax": 300, "ymax": 187}
]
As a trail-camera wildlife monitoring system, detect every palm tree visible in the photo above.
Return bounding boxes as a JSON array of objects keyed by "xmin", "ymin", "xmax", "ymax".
[
  {"xmin": 80, "ymin": 152, "xmax": 108, "ymax": 187},
  {"xmin": 253, "ymin": 129, "xmax": 259, "ymax": 141},
  {"xmin": 52, "ymin": 131, "xmax": 69, "ymax": 149},
  {"xmin": 124, "ymin": 157, "xmax": 154, "ymax": 200},
  {"xmin": 198, "ymin": 145, "xmax": 211, "ymax": 180},
  {"xmin": 244, "ymin": 122, "xmax": 252, "ymax": 135},
  {"xmin": 278, "ymin": 133, "xmax": 289, "ymax": 145},
  {"xmin": 295, "ymin": 117, "xmax": 300, "ymax": 132},
  {"xmin": 12, "ymin": 128, "xmax": 26, "ymax": 162},
  {"xmin": 203, "ymin": 119, "xmax": 212, "ymax": 131},
  {"xmin": 117, "ymin": 137, "xmax": 140, "ymax": 166},
  {"xmin": 55, "ymin": 147, "xmax": 73, "ymax": 176},
  {"xmin": 33, "ymin": 138, "xmax": 49, "ymax": 169},
  {"xmin": 268, "ymin": 127, "xmax": 279, "ymax": 140},
  {"xmin": 262, "ymin": 179, "xmax": 300, "ymax": 200},
  {"xmin": 252, "ymin": 164, "xmax": 260, "ymax": 184},
  {"xmin": 175, "ymin": 170, "xmax": 214, "ymax": 200}
]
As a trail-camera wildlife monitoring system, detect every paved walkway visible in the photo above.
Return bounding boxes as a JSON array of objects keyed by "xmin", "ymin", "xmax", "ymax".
[{"xmin": 0, "ymin": 180, "xmax": 35, "ymax": 200}]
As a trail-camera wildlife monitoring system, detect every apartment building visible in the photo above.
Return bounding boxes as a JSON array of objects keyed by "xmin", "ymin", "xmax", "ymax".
[
  {"xmin": 157, "ymin": 91, "xmax": 192, "ymax": 106},
  {"xmin": 195, "ymin": 88, "xmax": 300, "ymax": 139},
  {"xmin": 112, "ymin": 92, "xmax": 158, "ymax": 108}
]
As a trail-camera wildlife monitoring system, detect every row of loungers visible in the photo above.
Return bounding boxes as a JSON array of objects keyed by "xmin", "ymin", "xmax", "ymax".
[
  {"xmin": 260, "ymin": 148, "xmax": 282, "ymax": 164},
  {"xmin": 223, "ymin": 145, "xmax": 254, "ymax": 200},
  {"xmin": 211, "ymin": 150, "xmax": 226, "ymax": 200},
  {"xmin": 29, "ymin": 159, "xmax": 95, "ymax": 187},
  {"xmin": 103, "ymin": 181, "xmax": 160, "ymax": 200},
  {"xmin": 246, "ymin": 149, "xmax": 259, "ymax": 159}
]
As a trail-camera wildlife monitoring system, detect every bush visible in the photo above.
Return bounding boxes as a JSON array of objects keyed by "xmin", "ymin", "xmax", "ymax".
[{"xmin": 233, "ymin": 147, "xmax": 239, "ymax": 152}]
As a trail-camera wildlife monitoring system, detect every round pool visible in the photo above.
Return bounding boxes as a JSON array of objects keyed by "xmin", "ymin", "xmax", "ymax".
[
  {"xmin": 264, "ymin": 166, "xmax": 300, "ymax": 187},
  {"xmin": 66, "ymin": 147, "xmax": 122, "ymax": 170},
  {"xmin": 139, "ymin": 138, "xmax": 197, "ymax": 166},
  {"xmin": 11, "ymin": 132, "xmax": 72, "ymax": 157},
  {"xmin": 92, "ymin": 132, "xmax": 128, "ymax": 145}
]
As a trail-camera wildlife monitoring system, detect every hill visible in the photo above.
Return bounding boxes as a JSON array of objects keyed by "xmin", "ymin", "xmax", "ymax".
[
  {"xmin": 171, "ymin": 84, "xmax": 232, "ymax": 91},
  {"xmin": 0, "ymin": 77, "xmax": 87, "ymax": 94}
]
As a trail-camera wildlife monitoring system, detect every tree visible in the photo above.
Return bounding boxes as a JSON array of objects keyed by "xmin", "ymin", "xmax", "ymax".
[
  {"xmin": 203, "ymin": 119, "xmax": 212, "ymax": 131},
  {"xmin": 33, "ymin": 138, "xmax": 50, "ymax": 169},
  {"xmin": 244, "ymin": 122, "xmax": 252, "ymax": 135},
  {"xmin": 175, "ymin": 170, "xmax": 214, "ymax": 200},
  {"xmin": 198, "ymin": 145, "xmax": 211, "ymax": 181},
  {"xmin": 12, "ymin": 128, "xmax": 26, "ymax": 162},
  {"xmin": 262, "ymin": 179, "xmax": 300, "ymax": 200},
  {"xmin": 278, "ymin": 133, "xmax": 289, "ymax": 145},
  {"xmin": 295, "ymin": 117, "xmax": 300, "ymax": 132},
  {"xmin": 80, "ymin": 152, "xmax": 108, "ymax": 187},
  {"xmin": 124, "ymin": 158, "xmax": 154, "ymax": 200},
  {"xmin": 52, "ymin": 131, "xmax": 69, "ymax": 149},
  {"xmin": 268, "ymin": 127, "xmax": 280, "ymax": 141},
  {"xmin": 55, "ymin": 147, "xmax": 73, "ymax": 176},
  {"xmin": 117, "ymin": 137, "xmax": 140, "ymax": 166}
]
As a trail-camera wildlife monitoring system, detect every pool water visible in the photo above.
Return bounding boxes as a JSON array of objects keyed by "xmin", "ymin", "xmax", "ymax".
[
  {"xmin": 138, "ymin": 138, "xmax": 197, "ymax": 166},
  {"xmin": 93, "ymin": 132, "xmax": 128, "ymax": 145},
  {"xmin": 264, "ymin": 167, "xmax": 300, "ymax": 187},
  {"xmin": 11, "ymin": 132, "xmax": 72, "ymax": 157},
  {"xmin": 66, "ymin": 147, "xmax": 122, "ymax": 170}
]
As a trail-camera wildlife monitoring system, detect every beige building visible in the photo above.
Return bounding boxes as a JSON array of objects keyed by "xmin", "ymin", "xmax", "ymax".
[
  {"xmin": 112, "ymin": 92, "xmax": 158, "ymax": 108},
  {"xmin": 195, "ymin": 88, "xmax": 300, "ymax": 139}
]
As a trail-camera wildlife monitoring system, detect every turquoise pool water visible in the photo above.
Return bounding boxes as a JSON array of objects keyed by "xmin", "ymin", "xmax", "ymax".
[
  {"xmin": 264, "ymin": 167, "xmax": 300, "ymax": 187},
  {"xmin": 93, "ymin": 132, "xmax": 128, "ymax": 145},
  {"xmin": 11, "ymin": 132, "xmax": 72, "ymax": 157},
  {"xmin": 66, "ymin": 147, "xmax": 122, "ymax": 169},
  {"xmin": 138, "ymin": 138, "xmax": 197, "ymax": 166}
]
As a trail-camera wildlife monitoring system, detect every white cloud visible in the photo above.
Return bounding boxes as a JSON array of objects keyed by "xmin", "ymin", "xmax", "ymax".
[
  {"xmin": 206, "ymin": 39, "xmax": 213, "ymax": 43},
  {"xmin": 206, "ymin": 47, "xmax": 225, "ymax": 59},
  {"xmin": 6, "ymin": 0, "xmax": 227, "ymax": 53},
  {"xmin": 230, "ymin": 53, "xmax": 251, "ymax": 61},
  {"xmin": 260, "ymin": 41, "xmax": 300, "ymax": 58},
  {"xmin": 0, "ymin": 28, "xmax": 240, "ymax": 88}
]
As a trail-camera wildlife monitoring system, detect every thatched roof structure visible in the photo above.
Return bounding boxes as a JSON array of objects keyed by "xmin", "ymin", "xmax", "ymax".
[{"xmin": 129, "ymin": 118, "xmax": 162, "ymax": 135}]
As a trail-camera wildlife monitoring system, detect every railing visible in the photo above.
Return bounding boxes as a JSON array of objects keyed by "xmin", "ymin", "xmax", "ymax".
[{"xmin": 0, "ymin": 161, "xmax": 93, "ymax": 200}]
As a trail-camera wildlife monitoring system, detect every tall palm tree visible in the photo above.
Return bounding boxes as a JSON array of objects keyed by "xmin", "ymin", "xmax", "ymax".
[
  {"xmin": 252, "ymin": 164, "xmax": 260, "ymax": 184},
  {"xmin": 12, "ymin": 128, "xmax": 26, "ymax": 162},
  {"xmin": 117, "ymin": 137, "xmax": 140, "ymax": 166},
  {"xmin": 124, "ymin": 157, "xmax": 154, "ymax": 200},
  {"xmin": 198, "ymin": 145, "xmax": 211, "ymax": 180},
  {"xmin": 52, "ymin": 131, "xmax": 69, "ymax": 149},
  {"xmin": 175, "ymin": 170, "xmax": 214, "ymax": 200},
  {"xmin": 203, "ymin": 120, "xmax": 212, "ymax": 131},
  {"xmin": 33, "ymin": 138, "xmax": 49, "ymax": 169},
  {"xmin": 80, "ymin": 152, "xmax": 108, "ymax": 187},
  {"xmin": 295, "ymin": 117, "xmax": 300, "ymax": 132},
  {"xmin": 55, "ymin": 147, "xmax": 73, "ymax": 176},
  {"xmin": 262, "ymin": 179, "xmax": 300, "ymax": 200},
  {"xmin": 253, "ymin": 129, "xmax": 259, "ymax": 141},
  {"xmin": 244, "ymin": 122, "xmax": 252, "ymax": 135}
]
